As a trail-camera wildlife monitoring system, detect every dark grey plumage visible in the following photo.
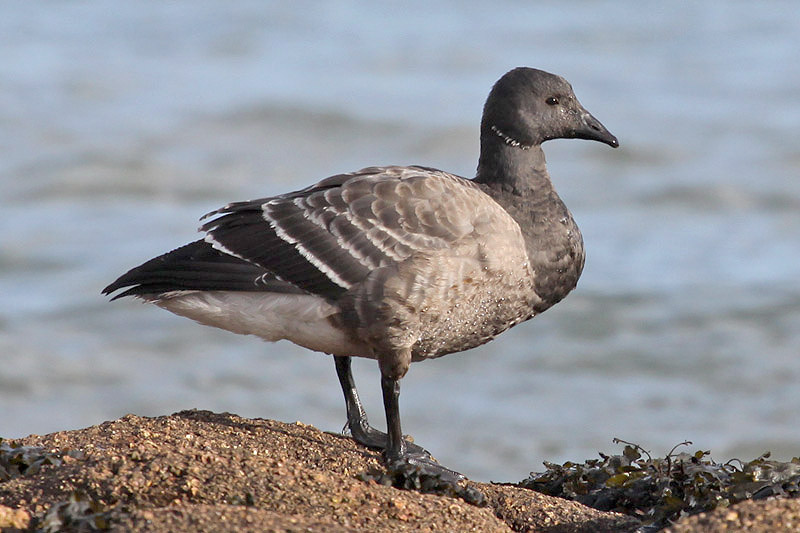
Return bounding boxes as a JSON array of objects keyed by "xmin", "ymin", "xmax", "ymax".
[
  {"xmin": 103, "ymin": 67, "xmax": 618, "ymax": 482},
  {"xmin": 105, "ymin": 240, "xmax": 305, "ymax": 299}
]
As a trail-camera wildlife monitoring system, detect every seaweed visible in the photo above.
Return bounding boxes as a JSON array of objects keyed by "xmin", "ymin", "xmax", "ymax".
[
  {"xmin": 519, "ymin": 439, "xmax": 800, "ymax": 530},
  {"xmin": 0, "ymin": 439, "xmax": 83, "ymax": 482},
  {"xmin": 37, "ymin": 490, "xmax": 111, "ymax": 532}
]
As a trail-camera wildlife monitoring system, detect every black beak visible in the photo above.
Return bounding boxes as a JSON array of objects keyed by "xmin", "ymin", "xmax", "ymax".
[{"xmin": 573, "ymin": 110, "xmax": 619, "ymax": 148}]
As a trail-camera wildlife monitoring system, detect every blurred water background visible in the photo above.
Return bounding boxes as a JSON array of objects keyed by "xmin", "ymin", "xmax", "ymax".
[{"xmin": 2, "ymin": 1, "xmax": 800, "ymax": 482}]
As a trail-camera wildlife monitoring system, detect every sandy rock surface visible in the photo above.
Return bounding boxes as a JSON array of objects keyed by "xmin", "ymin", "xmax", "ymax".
[
  {"xmin": 0, "ymin": 410, "xmax": 797, "ymax": 532},
  {"xmin": 662, "ymin": 497, "xmax": 800, "ymax": 533}
]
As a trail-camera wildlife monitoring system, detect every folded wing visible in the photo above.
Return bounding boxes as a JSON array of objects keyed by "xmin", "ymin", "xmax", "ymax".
[{"xmin": 105, "ymin": 166, "xmax": 521, "ymax": 302}]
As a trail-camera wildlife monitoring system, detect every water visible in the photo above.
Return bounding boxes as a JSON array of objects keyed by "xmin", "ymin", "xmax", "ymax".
[{"xmin": 2, "ymin": 1, "xmax": 800, "ymax": 482}]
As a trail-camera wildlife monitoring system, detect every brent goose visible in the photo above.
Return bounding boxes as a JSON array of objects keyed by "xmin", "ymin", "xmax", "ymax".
[{"xmin": 104, "ymin": 67, "xmax": 618, "ymax": 482}]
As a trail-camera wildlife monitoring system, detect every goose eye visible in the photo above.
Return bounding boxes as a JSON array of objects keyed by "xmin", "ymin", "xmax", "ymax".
[{"xmin": 546, "ymin": 96, "xmax": 559, "ymax": 106}]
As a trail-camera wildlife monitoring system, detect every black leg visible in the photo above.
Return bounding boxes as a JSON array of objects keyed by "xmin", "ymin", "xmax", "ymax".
[
  {"xmin": 380, "ymin": 374, "xmax": 406, "ymax": 462},
  {"xmin": 334, "ymin": 355, "xmax": 431, "ymax": 457},
  {"xmin": 381, "ymin": 374, "xmax": 465, "ymax": 483},
  {"xmin": 334, "ymin": 355, "xmax": 387, "ymax": 449}
]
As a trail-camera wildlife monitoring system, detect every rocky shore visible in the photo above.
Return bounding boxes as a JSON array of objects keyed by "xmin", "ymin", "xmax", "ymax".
[{"xmin": 1, "ymin": 410, "xmax": 797, "ymax": 532}]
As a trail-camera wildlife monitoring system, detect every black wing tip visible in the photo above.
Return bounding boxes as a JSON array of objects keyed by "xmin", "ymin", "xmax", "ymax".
[
  {"xmin": 100, "ymin": 240, "xmax": 210, "ymax": 301},
  {"xmin": 101, "ymin": 276, "xmax": 146, "ymax": 301},
  {"xmin": 200, "ymin": 206, "xmax": 223, "ymax": 222},
  {"xmin": 100, "ymin": 239, "xmax": 313, "ymax": 299},
  {"xmin": 103, "ymin": 287, "xmax": 137, "ymax": 301},
  {"xmin": 102, "ymin": 276, "xmax": 125, "ymax": 298}
]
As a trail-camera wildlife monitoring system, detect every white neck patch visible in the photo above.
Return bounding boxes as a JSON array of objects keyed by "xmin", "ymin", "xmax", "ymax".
[{"xmin": 491, "ymin": 125, "xmax": 532, "ymax": 150}]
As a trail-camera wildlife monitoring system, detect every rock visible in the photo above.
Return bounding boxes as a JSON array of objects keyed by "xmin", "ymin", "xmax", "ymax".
[
  {"xmin": 0, "ymin": 504, "xmax": 30, "ymax": 529},
  {"xmin": 663, "ymin": 497, "xmax": 800, "ymax": 533},
  {"xmin": 0, "ymin": 410, "xmax": 637, "ymax": 532}
]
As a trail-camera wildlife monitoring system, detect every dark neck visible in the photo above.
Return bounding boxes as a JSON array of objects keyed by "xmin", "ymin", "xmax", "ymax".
[{"xmin": 473, "ymin": 130, "xmax": 550, "ymax": 196}]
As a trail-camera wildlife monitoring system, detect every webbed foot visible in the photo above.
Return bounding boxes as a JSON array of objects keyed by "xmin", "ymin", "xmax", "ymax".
[
  {"xmin": 385, "ymin": 450, "xmax": 465, "ymax": 485},
  {"xmin": 347, "ymin": 419, "xmax": 431, "ymax": 457}
]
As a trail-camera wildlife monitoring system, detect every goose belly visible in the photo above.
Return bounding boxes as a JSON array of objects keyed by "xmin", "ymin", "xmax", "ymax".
[
  {"xmin": 411, "ymin": 268, "xmax": 537, "ymax": 359},
  {"xmin": 148, "ymin": 291, "xmax": 373, "ymax": 358}
]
